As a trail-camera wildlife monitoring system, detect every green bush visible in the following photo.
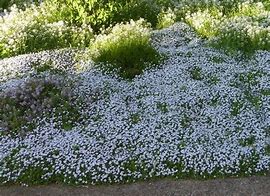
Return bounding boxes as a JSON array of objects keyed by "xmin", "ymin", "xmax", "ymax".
[
  {"xmin": 157, "ymin": 8, "xmax": 176, "ymax": 29},
  {"xmin": 175, "ymin": 0, "xmax": 268, "ymax": 19},
  {"xmin": 0, "ymin": 0, "xmax": 40, "ymax": 10},
  {"xmin": 22, "ymin": 21, "xmax": 93, "ymax": 55},
  {"xmin": 46, "ymin": 0, "xmax": 170, "ymax": 32},
  {"xmin": 90, "ymin": 19, "xmax": 162, "ymax": 79},
  {"xmin": 0, "ymin": 0, "xmax": 175, "ymax": 59},
  {"xmin": 185, "ymin": 8, "xmax": 222, "ymax": 38},
  {"xmin": 182, "ymin": 1, "xmax": 270, "ymax": 55},
  {"xmin": 0, "ymin": 4, "xmax": 93, "ymax": 58},
  {"xmin": 212, "ymin": 17, "xmax": 270, "ymax": 55},
  {"xmin": 0, "ymin": 0, "xmax": 9, "ymax": 10}
]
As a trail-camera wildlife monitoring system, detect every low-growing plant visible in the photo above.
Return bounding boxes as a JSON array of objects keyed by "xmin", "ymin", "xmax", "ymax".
[
  {"xmin": 0, "ymin": 75, "xmax": 81, "ymax": 135},
  {"xmin": 90, "ymin": 19, "xmax": 162, "ymax": 79}
]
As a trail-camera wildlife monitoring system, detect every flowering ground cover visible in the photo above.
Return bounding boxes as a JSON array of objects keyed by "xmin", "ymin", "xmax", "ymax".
[{"xmin": 0, "ymin": 0, "xmax": 270, "ymax": 185}]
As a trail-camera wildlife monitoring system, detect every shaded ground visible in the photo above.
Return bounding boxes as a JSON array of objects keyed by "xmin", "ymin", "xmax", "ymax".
[{"xmin": 0, "ymin": 175, "xmax": 270, "ymax": 196}]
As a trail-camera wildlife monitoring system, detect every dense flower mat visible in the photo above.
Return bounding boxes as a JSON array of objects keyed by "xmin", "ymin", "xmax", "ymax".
[{"xmin": 0, "ymin": 23, "xmax": 269, "ymax": 185}]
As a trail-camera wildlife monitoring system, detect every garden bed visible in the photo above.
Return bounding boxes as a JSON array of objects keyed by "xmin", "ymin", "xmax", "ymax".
[{"xmin": 0, "ymin": 0, "xmax": 269, "ymax": 186}]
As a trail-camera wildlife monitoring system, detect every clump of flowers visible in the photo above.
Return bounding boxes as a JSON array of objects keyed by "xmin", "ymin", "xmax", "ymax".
[
  {"xmin": 22, "ymin": 21, "xmax": 93, "ymax": 54},
  {"xmin": 0, "ymin": 3, "xmax": 93, "ymax": 58},
  {"xmin": 0, "ymin": 21, "xmax": 269, "ymax": 186},
  {"xmin": 185, "ymin": 8, "xmax": 223, "ymax": 38},
  {"xmin": 181, "ymin": 1, "xmax": 270, "ymax": 55},
  {"xmin": 157, "ymin": 8, "xmax": 176, "ymax": 29},
  {"xmin": 212, "ymin": 16, "xmax": 270, "ymax": 55},
  {"xmin": 90, "ymin": 19, "xmax": 162, "ymax": 79},
  {"xmin": 0, "ymin": 0, "xmax": 270, "ymax": 186},
  {"xmin": 0, "ymin": 74, "xmax": 81, "ymax": 135}
]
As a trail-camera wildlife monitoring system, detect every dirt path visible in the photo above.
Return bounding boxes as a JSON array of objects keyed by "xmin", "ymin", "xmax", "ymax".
[{"xmin": 0, "ymin": 176, "xmax": 270, "ymax": 196}]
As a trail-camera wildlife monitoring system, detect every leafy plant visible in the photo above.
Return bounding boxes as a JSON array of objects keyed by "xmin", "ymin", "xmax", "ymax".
[
  {"xmin": 181, "ymin": 1, "xmax": 270, "ymax": 55},
  {"xmin": 0, "ymin": 0, "xmax": 42, "ymax": 10},
  {"xmin": 0, "ymin": 0, "xmax": 9, "ymax": 10},
  {"xmin": 90, "ymin": 19, "xmax": 162, "ymax": 79},
  {"xmin": 157, "ymin": 8, "xmax": 176, "ymax": 29},
  {"xmin": 0, "ymin": 3, "xmax": 93, "ymax": 58},
  {"xmin": 47, "ymin": 0, "xmax": 166, "ymax": 32}
]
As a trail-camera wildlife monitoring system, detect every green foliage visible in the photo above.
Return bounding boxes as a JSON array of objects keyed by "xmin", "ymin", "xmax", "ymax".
[
  {"xmin": 261, "ymin": 89, "xmax": 270, "ymax": 96},
  {"xmin": 180, "ymin": 114, "xmax": 191, "ymax": 128},
  {"xmin": 0, "ymin": 0, "xmax": 9, "ymax": 10},
  {"xmin": 22, "ymin": 22, "xmax": 93, "ymax": 55},
  {"xmin": 0, "ymin": 3, "xmax": 93, "ymax": 58},
  {"xmin": 208, "ymin": 75, "xmax": 220, "ymax": 85},
  {"xmin": 211, "ymin": 56, "xmax": 225, "ymax": 64},
  {"xmin": 0, "ymin": 96, "xmax": 27, "ymax": 133},
  {"xmin": 130, "ymin": 113, "xmax": 141, "ymax": 124},
  {"xmin": 47, "ymin": 0, "xmax": 169, "ymax": 32},
  {"xmin": 244, "ymin": 91, "xmax": 262, "ymax": 110},
  {"xmin": 231, "ymin": 100, "xmax": 244, "ymax": 116},
  {"xmin": 265, "ymin": 145, "xmax": 270, "ymax": 155},
  {"xmin": 0, "ymin": 0, "xmax": 39, "ymax": 10},
  {"xmin": 212, "ymin": 17, "xmax": 270, "ymax": 55},
  {"xmin": 90, "ymin": 19, "xmax": 162, "ymax": 79},
  {"xmin": 185, "ymin": 8, "xmax": 222, "ymax": 38},
  {"xmin": 157, "ymin": 102, "xmax": 169, "ymax": 113},
  {"xmin": 157, "ymin": 8, "xmax": 176, "ymax": 29},
  {"xmin": 181, "ymin": 1, "xmax": 270, "ymax": 55},
  {"xmin": 189, "ymin": 66, "xmax": 203, "ymax": 80},
  {"xmin": 239, "ymin": 136, "xmax": 256, "ymax": 147}
]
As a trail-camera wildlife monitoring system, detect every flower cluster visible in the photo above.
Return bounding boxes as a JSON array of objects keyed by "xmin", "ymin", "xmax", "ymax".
[
  {"xmin": 157, "ymin": 8, "xmax": 177, "ymax": 29},
  {"xmin": 0, "ymin": 49, "xmax": 78, "ymax": 85},
  {"xmin": 181, "ymin": 1, "xmax": 270, "ymax": 54},
  {"xmin": 185, "ymin": 8, "xmax": 222, "ymax": 37},
  {"xmin": 0, "ymin": 0, "xmax": 41, "ymax": 11},
  {"xmin": 0, "ymin": 3, "xmax": 93, "ymax": 58},
  {"xmin": 0, "ymin": 73, "xmax": 82, "ymax": 134}
]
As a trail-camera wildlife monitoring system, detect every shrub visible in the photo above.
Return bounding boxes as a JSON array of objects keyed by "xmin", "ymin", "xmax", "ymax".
[
  {"xmin": 157, "ymin": 8, "xmax": 176, "ymax": 29},
  {"xmin": 22, "ymin": 21, "xmax": 93, "ymax": 55},
  {"xmin": 185, "ymin": 8, "xmax": 222, "ymax": 38},
  {"xmin": 0, "ymin": 0, "xmax": 40, "ymax": 10},
  {"xmin": 46, "ymin": 0, "xmax": 169, "ymax": 32},
  {"xmin": 0, "ymin": 4, "xmax": 93, "ymax": 58},
  {"xmin": 212, "ymin": 14, "xmax": 270, "ymax": 55},
  {"xmin": 0, "ymin": 0, "xmax": 175, "ymax": 59},
  {"xmin": 0, "ymin": 0, "xmax": 9, "ymax": 10},
  {"xmin": 174, "ymin": 0, "xmax": 265, "ymax": 19},
  {"xmin": 90, "ymin": 19, "xmax": 162, "ymax": 79},
  {"xmin": 182, "ymin": 1, "xmax": 270, "ymax": 55}
]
